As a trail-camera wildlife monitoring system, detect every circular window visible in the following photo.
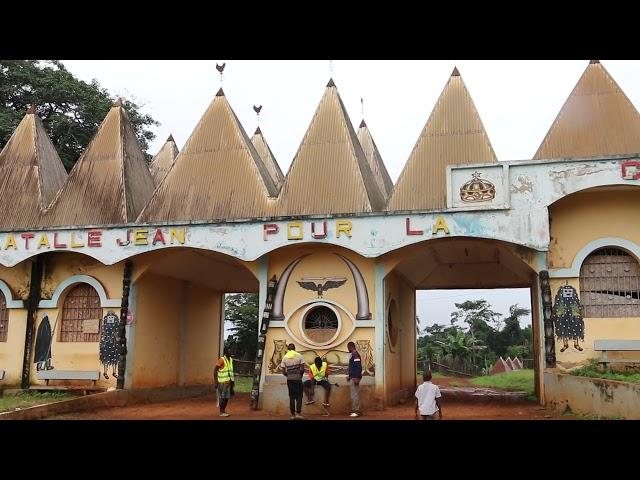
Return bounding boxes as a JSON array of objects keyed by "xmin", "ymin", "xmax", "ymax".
[
  {"xmin": 387, "ymin": 299, "xmax": 399, "ymax": 348},
  {"xmin": 303, "ymin": 305, "xmax": 339, "ymax": 344}
]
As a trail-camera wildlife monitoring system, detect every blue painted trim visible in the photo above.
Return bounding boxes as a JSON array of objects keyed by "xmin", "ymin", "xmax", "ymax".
[
  {"xmin": 38, "ymin": 274, "xmax": 120, "ymax": 308},
  {"xmin": 549, "ymin": 237, "xmax": 640, "ymax": 278}
]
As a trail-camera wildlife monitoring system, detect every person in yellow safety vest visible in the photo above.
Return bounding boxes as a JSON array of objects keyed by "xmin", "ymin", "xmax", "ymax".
[
  {"xmin": 213, "ymin": 347, "xmax": 235, "ymax": 417},
  {"xmin": 303, "ymin": 356, "xmax": 332, "ymax": 407}
]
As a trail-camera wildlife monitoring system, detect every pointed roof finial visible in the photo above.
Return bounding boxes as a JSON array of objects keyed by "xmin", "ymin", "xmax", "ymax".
[
  {"xmin": 27, "ymin": 104, "xmax": 36, "ymax": 114},
  {"xmin": 589, "ymin": 59, "xmax": 600, "ymax": 64},
  {"xmin": 166, "ymin": 134, "xmax": 175, "ymax": 143},
  {"xmin": 254, "ymin": 126, "xmax": 262, "ymax": 135},
  {"xmin": 216, "ymin": 87, "xmax": 225, "ymax": 97},
  {"xmin": 359, "ymin": 119, "xmax": 367, "ymax": 128},
  {"xmin": 253, "ymin": 104, "xmax": 262, "ymax": 126},
  {"xmin": 361, "ymin": 97, "xmax": 364, "ymax": 118},
  {"xmin": 327, "ymin": 78, "xmax": 335, "ymax": 88},
  {"xmin": 113, "ymin": 97, "xmax": 123, "ymax": 107},
  {"xmin": 216, "ymin": 62, "xmax": 226, "ymax": 85},
  {"xmin": 451, "ymin": 66, "xmax": 460, "ymax": 77}
]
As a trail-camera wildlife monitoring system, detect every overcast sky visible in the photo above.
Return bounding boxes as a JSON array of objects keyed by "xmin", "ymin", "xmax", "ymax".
[{"xmin": 59, "ymin": 60, "xmax": 636, "ymax": 331}]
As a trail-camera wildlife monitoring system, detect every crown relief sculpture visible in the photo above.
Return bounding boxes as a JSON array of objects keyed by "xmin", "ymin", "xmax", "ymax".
[{"xmin": 460, "ymin": 171, "xmax": 496, "ymax": 203}]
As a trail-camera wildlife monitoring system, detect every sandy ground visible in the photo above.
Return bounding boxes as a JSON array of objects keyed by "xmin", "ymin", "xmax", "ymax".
[{"xmin": 52, "ymin": 391, "xmax": 573, "ymax": 420}]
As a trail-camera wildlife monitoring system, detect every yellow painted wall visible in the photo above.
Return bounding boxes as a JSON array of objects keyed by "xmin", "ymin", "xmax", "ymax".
[
  {"xmin": 0, "ymin": 309, "xmax": 27, "ymax": 385},
  {"xmin": 0, "ymin": 262, "xmax": 30, "ymax": 385},
  {"xmin": 263, "ymin": 326, "xmax": 376, "ymax": 378},
  {"xmin": 550, "ymin": 277, "xmax": 640, "ymax": 367},
  {"xmin": 265, "ymin": 246, "xmax": 377, "ymax": 363},
  {"xmin": 32, "ymin": 307, "xmax": 120, "ymax": 388},
  {"xmin": 15, "ymin": 255, "xmax": 125, "ymax": 388},
  {"xmin": 183, "ymin": 285, "xmax": 222, "ymax": 385},
  {"xmin": 549, "ymin": 189, "xmax": 640, "ymax": 269},
  {"xmin": 383, "ymin": 271, "xmax": 416, "ymax": 403},
  {"xmin": 269, "ymin": 245, "xmax": 375, "ymax": 320},
  {"xmin": 41, "ymin": 253, "xmax": 124, "ymax": 301},
  {"xmin": 384, "ymin": 272, "xmax": 401, "ymax": 395},
  {"xmin": 0, "ymin": 261, "xmax": 30, "ymax": 300},
  {"xmin": 399, "ymin": 275, "xmax": 416, "ymax": 391},
  {"xmin": 132, "ymin": 273, "xmax": 181, "ymax": 387},
  {"xmin": 549, "ymin": 190, "xmax": 640, "ymax": 368}
]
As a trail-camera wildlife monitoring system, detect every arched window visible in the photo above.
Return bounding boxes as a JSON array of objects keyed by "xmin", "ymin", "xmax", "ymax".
[
  {"xmin": 303, "ymin": 305, "xmax": 339, "ymax": 344},
  {"xmin": 60, "ymin": 284, "xmax": 102, "ymax": 342},
  {"xmin": 0, "ymin": 291, "xmax": 8, "ymax": 342},
  {"xmin": 580, "ymin": 247, "xmax": 640, "ymax": 318}
]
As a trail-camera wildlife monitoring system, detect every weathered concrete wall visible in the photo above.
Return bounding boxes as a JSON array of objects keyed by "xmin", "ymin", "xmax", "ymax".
[
  {"xmin": 183, "ymin": 284, "xmax": 222, "ymax": 385},
  {"xmin": 261, "ymin": 375, "xmax": 377, "ymax": 415},
  {"xmin": 132, "ymin": 273, "xmax": 182, "ymax": 387},
  {"xmin": 549, "ymin": 189, "xmax": 640, "ymax": 270},
  {"xmin": 544, "ymin": 371, "xmax": 640, "ymax": 419},
  {"xmin": 548, "ymin": 189, "xmax": 640, "ymax": 369},
  {"xmin": 383, "ymin": 271, "xmax": 416, "ymax": 406},
  {"xmin": 0, "ymin": 309, "xmax": 26, "ymax": 385},
  {"xmin": 261, "ymin": 245, "xmax": 379, "ymax": 412},
  {"xmin": 28, "ymin": 255, "xmax": 124, "ymax": 389}
]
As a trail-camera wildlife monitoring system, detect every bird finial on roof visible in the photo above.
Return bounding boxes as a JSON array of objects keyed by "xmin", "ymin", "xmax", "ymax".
[
  {"xmin": 216, "ymin": 62, "xmax": 226, "ymax": 85},
  {"xmin": 253, "ymin": 104, "xmax": 262, "ymax": 126}
]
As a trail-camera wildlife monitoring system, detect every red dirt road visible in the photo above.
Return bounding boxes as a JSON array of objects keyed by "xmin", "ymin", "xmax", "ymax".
[{"xmin": 52, "ymin": 392, "xmax": 573, "ymax": 420}]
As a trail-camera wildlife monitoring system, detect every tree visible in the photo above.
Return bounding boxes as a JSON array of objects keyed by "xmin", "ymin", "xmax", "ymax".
[
  {"xmin": 224, "ymin": 293, "xmax": 259, "ymax": 361},
  {"xmin": 500, "ymin": 304, "xmax": 530, "ymax": 347},
  {"xmin": 450, "ymin": 300, "xmax": 502, "ymax": 335},
  {"xmin": 0, "ymin": 60, "xmax": 159, "ymax": 170}
]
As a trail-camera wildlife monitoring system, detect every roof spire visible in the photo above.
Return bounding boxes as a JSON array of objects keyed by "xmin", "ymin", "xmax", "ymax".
[
  {"xmin": 253, "ymin": 104, "xmax": 262, "ymax": 127},
  {"xmin": 451, "ymin": 66, "xmax": 460, "ymax": 77},
  {"xmin": 166, "ymin": 134, "xmax": 174, "ymax": 143},
  {"xmin": 216, "ymin": 62, "xmax": 226, "ymax": 85},
  {"xmin": 27, "ymin": 104, "xmax": 36, "ymax": 114},
  {"xmin": 329, "ymin": 59, "xmax": 333, "ymax": 76},
  {"xmin": 589, "ymin": 59, "xmax": 600, "ymax": 64}
]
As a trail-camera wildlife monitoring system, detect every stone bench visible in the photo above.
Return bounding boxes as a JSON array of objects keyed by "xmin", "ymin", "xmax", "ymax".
[
  {"xmin": 594, "ymin": 340, "xmax": 640, "ymax": 366},
  {"xmin": 36, "ymin": 370, "xmax": 100, "ymax": 386}
]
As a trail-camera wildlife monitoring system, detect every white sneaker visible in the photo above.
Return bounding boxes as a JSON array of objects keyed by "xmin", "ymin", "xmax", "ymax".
[
  {"xmin": 349, "ymin": 412, "xmax": 361, "ymax": 417},
  {"xmin": 295, "ymin": 413, "xmax": 305, "ymax": 419},
  {"xmin": 219, "ymin": 412, "xmax": 230, "ymax": 417}
]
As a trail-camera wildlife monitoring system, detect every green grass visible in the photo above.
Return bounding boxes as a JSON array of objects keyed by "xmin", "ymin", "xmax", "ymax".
[
  {"xmin": 469, "ymin": 369, "xmax": 535, "ymax": 396},
  {"xmin": 0, "ymin": 391, "xmax": 75, "ymax": 413},
  {"xmin": 417, "ymin": 371, "xmax": 445, "ymax": 379},
  {"xmin": 233, "ymin": 376, "xmax": 254, "ymax": 393},
  {"xmin": 571, "ymin": 361, "xmax": 640, "ymax": 384}
]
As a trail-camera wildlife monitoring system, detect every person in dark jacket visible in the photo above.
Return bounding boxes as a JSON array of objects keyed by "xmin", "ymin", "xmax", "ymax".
[{"xmin": 347, "ymin": 341, "xmax": 363, "ymax": 417}]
